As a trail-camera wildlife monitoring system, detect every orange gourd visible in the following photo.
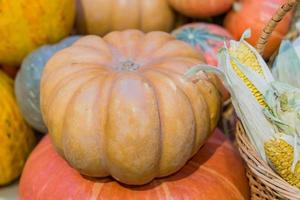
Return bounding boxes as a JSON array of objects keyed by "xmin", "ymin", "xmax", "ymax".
[
  {"xmin": 76, "ymin": 0, "xmax": 174, "ymax": 35},
  {"xmin": 167, "ymin": 0, "xmax": 235, "ymax": 18},
  {"xmin": 224, "ymin": 0, "xmax": 293, "ymax": 59},
  {"xmin": 19, "ymin": 129, "xmax": 250, "ymax": 200},
  {"xmin": 40, "ymin": 30, "xmax": 222, "ymax": 185}
]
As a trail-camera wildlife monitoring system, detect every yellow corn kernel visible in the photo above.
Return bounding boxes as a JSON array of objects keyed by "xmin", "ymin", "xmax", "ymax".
[
  {"xmin": 228, "ymin": 43, "xmax": 268, "ymax": 108},
  {"xmin": 264, "ymin": 139, "xmax": 300, "ymax": 188},
  {"xmin": 230, "ymin": 60, "xmax": 268, "ymax": 108},
  {"xmin": 229, "ymin": 43, "xmax": 263, "ymax": 76}
]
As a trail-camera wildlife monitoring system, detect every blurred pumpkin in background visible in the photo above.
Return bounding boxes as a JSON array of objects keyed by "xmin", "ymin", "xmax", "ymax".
[
  {"xmin": 224, "ymin": 0, "xmax": 293, "ymax": 59},
  {"xmin": 172, "ymin": 23, "xmax": 232, "ymax": 66},
  {"xmin": 0, "ymin": 71, "xmax": 35, "ymax": 185},
  {"xmin": 0, "ymin": 0, "xmax": 75, "ymax": 66},
  {"xmin": 40, "ymin": 30, "xmax": 222, "ymax": 185},
  {"xmin": 19, "ymin": 129, "xmax": 250, "ymax": 200},
  {"xmin": 0, "ymin": 66, "xmax": 18, "ymax": 79},
  {"xmin": 167, "ymin": 0, "xmax": 235, "ymax": 18},
  {"xmin": 76, "ymin": 0, "xmax": 174, "ymax": 35},
  {"xmin": 172, "ymin": 23, "xmax": 232, "ymax": 100},
  {"xmin": 15, "ymin": 36, "xmax": 80, "ymax": 133}
]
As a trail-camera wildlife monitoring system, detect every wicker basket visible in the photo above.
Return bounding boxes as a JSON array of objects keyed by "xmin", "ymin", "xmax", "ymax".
[{"xmin": 235, "ymin": 0, "xmax": 300, "ymax": 199}]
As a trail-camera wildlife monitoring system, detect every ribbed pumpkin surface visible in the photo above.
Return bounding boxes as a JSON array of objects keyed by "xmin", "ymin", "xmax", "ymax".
[
  {"xmin": 0, "ymin": 71, "xmax": 35, "ymax": 185},
  {"xmin": 19, "ymin": 129, "xmax": 250, "ymax": 200},
  {"xmin": 40, "ymin": 30, "xmax": 222, "ymax": 185}
]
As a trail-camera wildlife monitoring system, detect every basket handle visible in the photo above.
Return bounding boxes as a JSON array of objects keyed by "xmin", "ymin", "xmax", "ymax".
[{"xmin": 256, "ymin": 0, "xmax": 299, "ymax": 55}]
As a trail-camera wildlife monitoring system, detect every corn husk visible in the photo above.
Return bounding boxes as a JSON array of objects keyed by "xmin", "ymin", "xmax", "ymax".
[
  {"xmin": 185, "ymin": 30, "xmax": 300, "ymax": 188},
  {"xmin": 272, "ymin": 40, "xmax": 300, "ymax": 88}
]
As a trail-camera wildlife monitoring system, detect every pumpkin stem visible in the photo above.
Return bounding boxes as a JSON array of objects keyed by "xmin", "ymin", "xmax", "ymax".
[{"xmin": 116, "ymin": 60, "xmax": 140, "ymax": 71}]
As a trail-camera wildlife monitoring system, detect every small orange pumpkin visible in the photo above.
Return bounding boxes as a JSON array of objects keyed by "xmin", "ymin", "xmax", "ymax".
[
  {"xmin": 167, "ymin": 0, "xmax": 235, "ymax": 18},
  {"xmin": 19, "ymin": 129, "xmax": 250, "ymax": 200},
  {"xmin": 40, "ymin": 30, "xmax": 222, "ymax": 185},
  {"xmin": 224, "ymin": 0, "xmax": 293, "ymax": 59}
]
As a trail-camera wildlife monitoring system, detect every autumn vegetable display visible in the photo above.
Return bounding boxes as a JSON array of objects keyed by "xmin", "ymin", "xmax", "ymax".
[
  {"xmin": 40, "ymin": 30, "xmax": 222, "ymax": 185},
  {"xmin": 167, "ymin": 0, "xmax": 234, "ymax": 18},
  {"xmin": 0, "ymin": 71, "xmax": 35, "ymax": 186},
  {"xmin": 2, "ymin": 0, "xmax": 300, "ymax": 198},
  {"xmin": 76, "ymin": 0, "xmax": 174, "ymax": 35},
  {"xmin": 15, "ymin": 36, "xmax": 80, "ymax": 133},
  {"xmin": 224, "ymin": 0, "xmax": 292, "ymax": 59},
  {"xmin": 186, "ymin": 30, "xmax": 300, "ymax": 189},
  {"xmin": 0, "ymin": 0, "xmax": 75, "ymax": 66},
  {"xmin": 19, "ymin": 129, "xmax": 249, "ymax": 200}
]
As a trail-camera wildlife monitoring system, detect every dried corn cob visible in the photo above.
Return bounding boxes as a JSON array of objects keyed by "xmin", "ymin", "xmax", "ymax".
[
  {"xmin": 185, "ymin": 30, "xmax": 300, "ymax": 188},
  {"xmin": 265, "ymin": 139, "xmax": 300, "ymax": 188}
]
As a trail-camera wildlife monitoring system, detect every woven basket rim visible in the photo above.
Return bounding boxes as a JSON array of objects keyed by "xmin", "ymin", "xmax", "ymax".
[{"xmin": 236, "ymin": 121, "xmax": 300, "ymax": 199}]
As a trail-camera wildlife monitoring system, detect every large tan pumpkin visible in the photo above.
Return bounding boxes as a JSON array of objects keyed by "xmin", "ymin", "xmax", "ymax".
[
  {"xmin": 76, "ymin": 0, "xmax": 175, "ymax": 35},
  {"xmin": 40, "ymin": 30, "xmax": 222, "ymax": 185}
]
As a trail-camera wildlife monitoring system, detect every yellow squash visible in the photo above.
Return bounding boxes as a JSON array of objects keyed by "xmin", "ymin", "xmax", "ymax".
[
  {"xmin": 0, "ymin": 0, "xmax": 75, "ymax": 66},
  {"xmin": 0, "ymin": 71, "xmax": 35, "ymax": 185}
]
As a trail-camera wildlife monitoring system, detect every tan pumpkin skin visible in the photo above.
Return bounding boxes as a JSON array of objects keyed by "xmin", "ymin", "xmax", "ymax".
[
  {"xmin": 76, "ymin": 0, "xmax": 174, "ymax": 35},
  {"xmin": 40, "ymin": 30, "xmax": 221, "ymax": 185}
]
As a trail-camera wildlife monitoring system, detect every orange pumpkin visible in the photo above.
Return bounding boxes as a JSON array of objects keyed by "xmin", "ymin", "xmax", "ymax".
[
  {"xmin": 76, "ymin": 0, "xmax": 174, "ymax": 35},
  {"xmin": 19, "ymin": 129, "xmax": 250, "ymax": 200},
  {"xmin": 224, "ymin": 0, "xmax": 293, "ymax": 59},
  {"xmin": 167, "ymin": 0, "xmax": 235, "ymax": 18},
  {"xmin": 40, "ymin": 30, "xmax": 222, "ymax": 185}
]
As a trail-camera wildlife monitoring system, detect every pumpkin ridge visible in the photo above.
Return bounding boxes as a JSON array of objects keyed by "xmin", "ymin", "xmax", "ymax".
[
  {"xmin": 144, "ymin": 57, "xmax": 201, "ymax": 73},
  {"xmin": 46, "ymin": 73, "xmax": 102, "ymax": 155},
  {"xmin": 151, "ymin": 67, "xmax": 212, "ymax": 148},
  {"xmin": 150, "ymin": 40, "xmax": 201, "ymax": 61},
  {"xmin": 142, "ymin": 72, "xmax": 174, "ymax": 178},
  {"xmin": 92, "ymin": 74, "xmax": 116, "ymax": 176},
  {"xmin": 143, "ymin": 70, "xmax": 195, "ymax": 177},
  {"xmin": 103, "ymin": 72, "xmax": 121, "ymax": 176},
  {"xmin": 144, "ymin": 65, "xmax": 219, "ymax": 132},
  {"xmin": 42, "ymin": 65, "xmax": 103, "ymax": 97},
  {"xmin": 137, "ymin": 0, "xmax": 142, "ymax": 32},
  {"xmin": 41, "ymin": 63, "xmax": 107, "ymax": 86},
  {"xmin": 72, "ymin": 43, "xmax": 110, "ymax": 55},
  {"xmin": 138, "ymin": 32, "xmax": 174, "ymax": 59},
  {"xmin": 138, "ymin": 73, "xmax": 164, "ymax": 177},
  {"xmin": 190, "ymin": 162, "xmax": 245, "ymax": 200},
  {"xmin": 44, "ymin": 68, "xmax": 106, "ymax": 116},
  {"xmin": 144, "ymin": 68, "xmax": 198, "ymax": 156},
  {"xmin": 61, "ymin": 74, "xmax": 108, "ymax": 175},
  {"xmin": 44, "ymin": 46, "xmax": 112, "ymax": 73}
]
